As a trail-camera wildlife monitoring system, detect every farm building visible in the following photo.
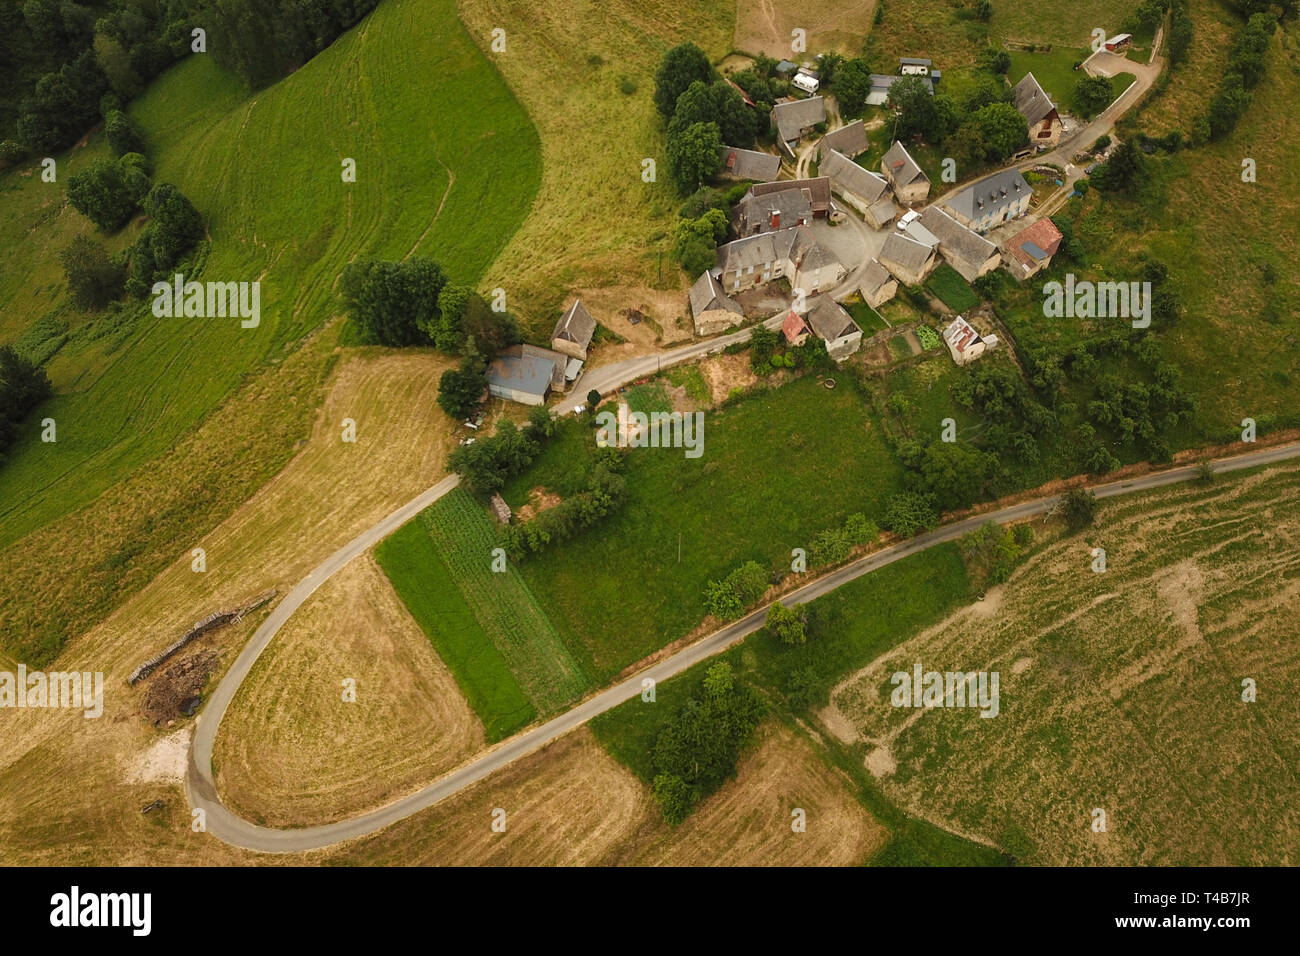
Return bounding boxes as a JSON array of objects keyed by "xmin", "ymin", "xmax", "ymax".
[
  {"xmin": 1104, "ymin": 33, "xmax": 1132, "ymax": 52},
  {"xmin": 880, "ymin": 141, "xmax": 930, "ymax": 205},
  {"xmin": 879, "ymin": 232, "xmax": 938, "ymax": 286},
  {"xmin": 771, "ymin": 96, "xmax": 826, "ymax": 154},
  {"xmin": 900, "ymin": 57, "xmax": 932, "ymax": 75},
  {"xmin": 732, "ymin": 177, "xmax": 831, "ymax": 235},
  {"xmin": 486, "ymin": 344, "xmax": 573, "ymax": 406},
  {"xmin": 805, "ymin": 297, "xmax": 863, "ymax": 361},
  {"xmin": 820, "ymin": 149, "xmax": 892, "ymax": 222},
  {"xmin": 782, "ymin": 310, "xmax": 811, "ymax": 346},
  {"xmin": 551, "ymin": 299, "xmax": 597, "ymax": 360},
  {"xmin": 817, "ymin": 120, "xmax": 869, "ymax": 160},
  {"xmin": 942, "ymin": 316, "xmax": 997, "ymax": 366},
  {"xmin": 941, "ymin": 168, "xmax": 1032, "ymax": 233},
  {"xmin": 1012, "ymin": 73, "xmax": 1063, "ymax": 146},
  {"xmin": 714, "ymin": 227, "xmax": 846, "ymax": 296},
  {"xmin": 866, "ymin": 73, "xmax": 933, "ymax": 106},
  {"xmin": 689, "ymin": 269, "xmax": 745, "ymax": 335},
  {"xmin": 918, "ymin": 206, "xmax": 1001, "ymax": 282},
  {"xmin": 859, "ymin": 259, "xmax": 898, "ymax": 308},
  {"xmin": 718, "ymin": 146, "xmax": 782, "ymax": 182},
  {"xmin": 1001, "ymin": 218, "xmax": 1065, "ymax": 279}
]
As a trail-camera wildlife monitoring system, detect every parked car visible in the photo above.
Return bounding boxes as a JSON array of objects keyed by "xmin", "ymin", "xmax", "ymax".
[{"xmin": 1085, "ymin": 162, "xmax": 1100, "ymax": 175}]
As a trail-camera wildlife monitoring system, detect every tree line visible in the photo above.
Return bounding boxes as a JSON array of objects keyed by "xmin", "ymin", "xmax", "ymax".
[{"xmin": 2, "ymin": 0, "xmax": 379, "ymax": 164}]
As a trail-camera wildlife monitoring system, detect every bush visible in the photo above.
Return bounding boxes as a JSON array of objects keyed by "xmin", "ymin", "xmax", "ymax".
[
  {"xmin": 1059, "ymin": 487, "xmax": 1097, "ymax": 531},
  {"xmin": 884, "ymin": 492, "xmax": 940, "ymax": 537},
  {"xmin": 765, "ymin": 601, "xmax": 808, "ymax": 645},
  {"xmin": 704, "ymin": 560, "xmax": 769, "ymax": 619},
  {"xmin": 104, "ymin": 109, "xmax": 144, "ymax": 157},
  {"xmin": 66, "ymin": 157, "xmax": 144, "ymax": 232},
  {"xmin": 0, "ymin": 345, "xmax": 54, "ymax": 466},
  {"xmin": 60, "ymin": 235, "xmax": 125, "ymax": 310}
]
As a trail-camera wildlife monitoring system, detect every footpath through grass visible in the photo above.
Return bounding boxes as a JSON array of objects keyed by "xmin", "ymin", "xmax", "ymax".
[{"xmin": 376, "ymin": 489, "xmax": 588, "ymax": 739}]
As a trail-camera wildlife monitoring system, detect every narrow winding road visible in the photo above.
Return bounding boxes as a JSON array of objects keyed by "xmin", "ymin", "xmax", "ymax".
[{"xmin": 187, "ymin": 439, "xmax": 1300, "ymax": 853}]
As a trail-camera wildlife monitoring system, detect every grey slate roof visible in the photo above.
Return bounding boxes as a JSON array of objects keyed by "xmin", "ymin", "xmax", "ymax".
[
  {"xmin": 818, "ymin": 120, "xmax": 869, "ymax": 159},
  {"xmin": 918, "ymin": 205, "xmax": 997, "ymax": 265},
  {"xmin": 942, "ymin": 168, "xmax": 1031, "ymax": 223},
  {"xmin": 718, "ymin": 146, "xmax": 782, "ymax": 181},
  {"xmin": 900, "ymin": 57, "xmax": 933, "ymax": 68},
  {"xmin": 867, "ymin": 196, "xmax": 898, "ymax": 224},
  {"xmin": 879, "ymin": 232, "xmax": 935, "ymax": 272},
  {"xmin": 552, "ymin": 299, "xmax": 596, "ymax": 349},
  {"xmin": 1012, "ymin": 72, "xmax": 1058, "ymax": 127},
  {"xmin": 805, "ymin": 297, "xmax": 860, "ymax": 342},
  {"xmin": 820, "ymin": 149, "xmax": 890, "ymax": 204},
  {"xmin": 860, "ymin": 259, "xmax": 895, "ymax": 294},
  {"xmin": 689, "ymin": 270, "xmax": 743, "ymax": 318},
  {"xmin": 715, "ymin": 226, "xmax": 839, "ymax": 276},
  {"xmin": 881, "ymin": 140, "xmax": 929, "ymax": 187},
  {"xmin": 771, "ymin": 96, "xmax": 826, "ymax": 142}
]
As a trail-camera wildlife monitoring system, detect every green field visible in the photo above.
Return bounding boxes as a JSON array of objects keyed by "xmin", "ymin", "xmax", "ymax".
[
  {"xmin": 501, "ymin": 374, "xmax": 907, "ymax": 680},
  {"xmin": 926, "ymin": 264, "xmax": 981, "ymax": 313},
  {"xmin": 377, "ymin": 488, "xmax": 588, "ymax": 735},
  {"xmin": 0, "ymin": 0, "xmax": 541, "ymax": 549},
  {"xmin": 375, "ymin": 518, "xmax": 534, "ymax": 741}
]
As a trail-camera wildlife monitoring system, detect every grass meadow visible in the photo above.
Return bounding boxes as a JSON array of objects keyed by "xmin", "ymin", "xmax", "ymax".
[
  {"xmin": 377, "ymin": 488, "xmax": 589, "ymax": 737},
  {"xmin": 0, "ymin": 0, "xmax": 541, "ymax": 551},
  {"xmin": 504, "ymin": 373, "xmax": 907, "ymax": 681}
]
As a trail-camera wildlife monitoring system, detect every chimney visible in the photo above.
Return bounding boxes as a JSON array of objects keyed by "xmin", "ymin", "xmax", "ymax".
[{"xmin": 771, "ymin": 210, "xmax": 780, "ymax": 229}]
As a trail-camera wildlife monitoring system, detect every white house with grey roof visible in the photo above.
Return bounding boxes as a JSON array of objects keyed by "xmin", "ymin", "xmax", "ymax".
[
  {"xmin": 880, "ymin": 140, "xmax": 930, "ymax": 205},
  {"xmin": 551, "ymin": 299, "xmax": 597, "ymax": 360},
  {"xmin": 771, "ymin": 96, "xmax": 826, "ymax": 155},
  {"xmin": 918, "ymin": 206, "xmax": 1001, "ymax": 282},
  {"xmin": 714, "ymin": 227, "xmax": 845, "ymax": 296},
  {"xmin": 941, "ymin": 168, "xmax": 1032, "ymax": 233},
  {"xmin": 718, "ymin": 146, "xmax": 782, "ymax": 182},
  {"xmin": 1012, "ymin": 72, "xmax": 1063, "ymax": 146},
  {"xmin": 689, "ymin": 269, "xmax": 744, "ymax": 335}
]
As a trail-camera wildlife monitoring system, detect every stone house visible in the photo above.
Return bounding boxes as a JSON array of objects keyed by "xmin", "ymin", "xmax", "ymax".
[
  {"xmin": 551, "ymin": 299, "xmax": 597, "ymax": 360},
  {"xmin": 1012, "ymin": 73, "xmax": 1063, "ymax": 147},
  {"xmin": 689, "ymin": 269, "xmax": 745, "ymax": 335},
  {"xmin": 918, "ymin": 206, "xmax": 1001, "ymax": 282},
  {"xmin": 714, "ymin": 226, "xmax": 846, "ymax": 296},
  {"xmin": 878, "ymin": 232, "xmax": 938, "ymax": 286},
  {"xmin": 880, "ymin": 141, "xmax": 930, "ymax": 205}
]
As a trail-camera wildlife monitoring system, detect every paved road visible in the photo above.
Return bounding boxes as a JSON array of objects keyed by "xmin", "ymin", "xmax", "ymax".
[
  {"xmin": 186, "ymin": 439, "xmax": 1300, "ymax": 852},
  {"xmin": 553, "ymin": 313, "xmax": 789, "ymax": 414}
]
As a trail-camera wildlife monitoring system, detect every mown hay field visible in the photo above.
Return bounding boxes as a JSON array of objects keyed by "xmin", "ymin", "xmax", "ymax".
[{"xmin": 826, "ymin": 463, "xmax": 1300, "ymax": 865}]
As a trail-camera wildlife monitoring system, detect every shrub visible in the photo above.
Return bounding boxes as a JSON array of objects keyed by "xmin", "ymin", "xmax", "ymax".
[
  {"xmin": 1059, "ymin": 487, "xmax": 1097, "ymax": 531},
  {"xmin": 884, "ymin": 492, "xmax": 940, "ymax": 537}
]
